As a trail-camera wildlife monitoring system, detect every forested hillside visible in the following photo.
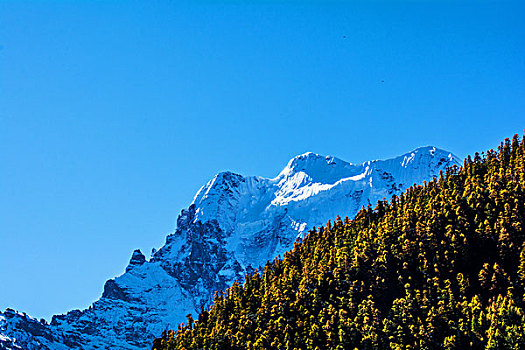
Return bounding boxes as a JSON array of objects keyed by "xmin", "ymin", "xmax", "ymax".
[{"xmin": 153, "ymin": 134, "xmax": 525, "ymax": 350}]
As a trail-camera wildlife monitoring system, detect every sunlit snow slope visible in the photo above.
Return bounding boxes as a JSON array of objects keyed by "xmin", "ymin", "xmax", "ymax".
[{"xmin": 0, "ymin": 146, "xmax": 460, "ymax": 349}]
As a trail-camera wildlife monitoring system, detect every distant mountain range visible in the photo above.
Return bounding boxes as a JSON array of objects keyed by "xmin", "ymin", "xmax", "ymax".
[{"xmin": 0, "ymin": 146, "xmax": 460, "ymax": 350}]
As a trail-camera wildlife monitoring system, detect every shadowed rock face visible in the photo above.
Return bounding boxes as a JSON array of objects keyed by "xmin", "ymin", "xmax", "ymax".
[
  {"xmin": 126, "ymin": 250, "xmax": 146, "ymax": 272},
  {"xmin": 0, "ymin": 147, "xmax": 461, "ymax": 350},
  {"xmin": 102, "ymin": 280, "xmax": 133, "ymax": 301},
  {"xmin": 153, "ymin": 204, "xmax": 242, "ymax": 308}
]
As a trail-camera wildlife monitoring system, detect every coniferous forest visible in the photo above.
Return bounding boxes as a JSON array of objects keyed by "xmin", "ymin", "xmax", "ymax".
[{"xmin": 153, "ymin": 134, "xmax": 525, "ymax": 350}]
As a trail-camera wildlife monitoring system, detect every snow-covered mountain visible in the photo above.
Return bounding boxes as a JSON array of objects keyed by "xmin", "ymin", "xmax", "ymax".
[{"xmin": 0, "ymin": 147, "xmax": 461, "ymax": 350}]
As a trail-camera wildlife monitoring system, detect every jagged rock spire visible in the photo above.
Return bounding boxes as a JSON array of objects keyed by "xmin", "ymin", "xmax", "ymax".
[{"xmin": 126, "ymin": 249, "xmax": 146, "ymax": 272}]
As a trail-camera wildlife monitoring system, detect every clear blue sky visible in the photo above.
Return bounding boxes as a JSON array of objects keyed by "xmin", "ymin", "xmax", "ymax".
[{"xmin": 0, "ymin": 0, "xmax": 523, "ymax": 321}]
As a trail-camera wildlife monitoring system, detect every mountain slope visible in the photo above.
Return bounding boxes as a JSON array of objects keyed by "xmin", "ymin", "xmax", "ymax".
[
  {"xmin": 0, "ymin": 146, "xmax": 460, "ymax": 350},
  {"xmin": 157, "ymin": 135, "xmax": 525, "ymax": 350}
]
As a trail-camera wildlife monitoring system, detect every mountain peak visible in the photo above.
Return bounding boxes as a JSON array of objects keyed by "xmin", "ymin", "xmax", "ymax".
[
  {"xmin": 394, "ymin": 146, "xmax": 461, "ymax": 169},
  {"xmin": 126, "ymin": 249, "xmax": 146, "ymax": 272},
  {"xmin": 406, "ymin": 145, "xmax": 453, "ymax": 157},
  {"xmin": 277, "ymin": 152, "xmax": 355, "ymax": 184},
  {"xmin": 284, "ymin": 152, "xmax": 343, "ymax": 168}
]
